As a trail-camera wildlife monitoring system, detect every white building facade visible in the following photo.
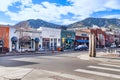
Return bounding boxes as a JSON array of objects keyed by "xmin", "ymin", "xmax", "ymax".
[
  {"xmin": 37, "ymin": 27, "xmax": 61, "ymax": 50},
  {"xmin": 9, "ymin": 27, "xmax": 41, "ymax": 52},
  {"xmin": 9, "ymin": 27, "xmax": 18, "ymax": 52}
]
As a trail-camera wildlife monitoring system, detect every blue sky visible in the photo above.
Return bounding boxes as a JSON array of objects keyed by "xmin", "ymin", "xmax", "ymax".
[{"xmin": 0, "ymin": 0, "xmax": 120, "ymax": 25}]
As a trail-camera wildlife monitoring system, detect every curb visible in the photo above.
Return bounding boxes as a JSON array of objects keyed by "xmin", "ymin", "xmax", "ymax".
[
  {"xmin": 77, "ymin": 54, "xmax": 120, "ymax": 63},
  {"xmin": 0, "ymin": 50, "xmax": 70, "ymax": 57}
]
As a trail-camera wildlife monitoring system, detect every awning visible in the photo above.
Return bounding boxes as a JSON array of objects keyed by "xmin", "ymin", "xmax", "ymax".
[
  {"xmin": 35, "ymin": 37, "xmax": 40, "ymax": 42},
  {"xmin": 11, "ymin": 36, "xmax": 18, "ymax": 42},
  {"xmin": 76, "ymin": 40, "xmax": 89, "ymax": 43}
]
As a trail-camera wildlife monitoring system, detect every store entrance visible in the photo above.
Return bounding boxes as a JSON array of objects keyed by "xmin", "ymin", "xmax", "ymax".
[{"xmin": 0, "ymin": 40, "xmax": 3, "ymax": 52}]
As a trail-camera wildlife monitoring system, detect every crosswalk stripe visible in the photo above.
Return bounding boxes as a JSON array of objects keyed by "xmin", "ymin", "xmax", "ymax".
[
  {"xmin": 88, "ymin": 66, "xmax": 120, "ymax": 72},
  {"xmin": 42, "ymin": 69, "xmax": 93, "ymax": 80},
  {"xmin": 98, "ymin": 63, "xmax": 120, "ymax": 68},
  {"xmin": 75, "ymin": 69, "xmax": 120, "ymax": 79}
]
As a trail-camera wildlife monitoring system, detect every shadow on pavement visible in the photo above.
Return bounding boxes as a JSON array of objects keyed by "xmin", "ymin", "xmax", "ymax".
[{"xmin": 0, "ymin": 59, "xmax": 38, "ymax": 67}]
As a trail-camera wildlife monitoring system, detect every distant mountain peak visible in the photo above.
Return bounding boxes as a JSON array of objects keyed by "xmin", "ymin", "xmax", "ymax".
[
  {"xmin": 14, "ymin": 19, "xmax": 67, "ymax": 29},
  {"xmin": 68, "ymin": 17, "xmax": 120, "ymax": 28},
  {"xmin": 14, "ymin": 17, "xmax": 120, "ymax": 29}
]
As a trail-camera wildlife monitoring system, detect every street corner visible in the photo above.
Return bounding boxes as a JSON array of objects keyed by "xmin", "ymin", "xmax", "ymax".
[
  {"xmin": 0, "ymin": 67, "xmax": 33, "ymax": 80},
  {"xmin": 0, "ymin": 77, "xmax": 4, "ymax": 80},
  {"xmin": 22, "ymin": 69, "xmax": 56, "ymax": 80},
  {"xmin": 90, "ymin": 55, "xmax": 120, "ymax": 63},
  {"xmin": 77, "ymin": 54, "xmax": 91, "ymax": 60}
]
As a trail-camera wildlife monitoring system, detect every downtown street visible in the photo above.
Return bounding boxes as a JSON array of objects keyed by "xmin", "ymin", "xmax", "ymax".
[{"xmin": 0, "ymin": 50, "xmax": 120, "ymax": 80}]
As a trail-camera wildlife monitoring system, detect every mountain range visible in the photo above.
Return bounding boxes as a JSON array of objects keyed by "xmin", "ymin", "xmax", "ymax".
[
  {"xmin": 14, "ymin": 19, "xmax": 65, "ymax": 29},
  {"xmin": 14, "ymin": 17, "xmax": 120, "ymax": 29},
  {"xmin": 69, "ymin": 17, "xmax": 120, "ymax": 28}
]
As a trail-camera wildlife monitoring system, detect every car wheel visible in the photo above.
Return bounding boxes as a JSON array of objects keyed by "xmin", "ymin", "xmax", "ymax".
[{"xmin": 79, "ymin": 49, "xmax": 82, "ymax": 51}]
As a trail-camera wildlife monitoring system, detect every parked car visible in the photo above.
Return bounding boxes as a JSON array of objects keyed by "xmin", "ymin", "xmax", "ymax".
[
  {"xmin": 74, "ymin": 44, "xmax": 88, "ymax": 51},
  {"xmin": 110, "ymin": 43, "xmax": 116, "ymax": 48},
  {"xmin": 118, "ymin": 44, "xmax": 120, "ymax": 48}
]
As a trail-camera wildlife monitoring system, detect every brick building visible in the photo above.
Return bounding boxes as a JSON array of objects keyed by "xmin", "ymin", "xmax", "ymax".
[
  {"xmin": 0, "ymin": 25, "xmax": 10, "ymax": 53},
  {"xmin": 74, "ymin": 28, "xmax": 106, "ymax": 48}
]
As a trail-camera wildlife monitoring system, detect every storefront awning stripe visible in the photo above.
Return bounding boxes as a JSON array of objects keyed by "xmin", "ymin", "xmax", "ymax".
[{"xmin": 76, "ymin": 40, "xmax": 89, "ymax": 43}]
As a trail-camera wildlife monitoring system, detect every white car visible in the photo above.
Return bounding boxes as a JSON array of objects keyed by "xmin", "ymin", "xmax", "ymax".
[
  {"xmin": 74, "ymin": 44, "xmax": 88, "ymax": 51},
  {"xmin": 110, "ymin": 43, "xmax": 116, "ymax": 48},
  {"xmin": 118, "ymin": 44, "xmax": 120, "ymax": 48}
]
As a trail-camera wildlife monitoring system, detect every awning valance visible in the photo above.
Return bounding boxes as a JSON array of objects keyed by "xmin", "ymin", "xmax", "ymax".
[
  {"xmin": 76, "ymin": 40, "xmax": 89, "ymax": 43},
  {"xmin": 11, "ymin": 36, "xmax": 18, "ymax": 42},
  {"xmin": 35, "ymin": 37, "xmax": 40, "ymax": 42}
]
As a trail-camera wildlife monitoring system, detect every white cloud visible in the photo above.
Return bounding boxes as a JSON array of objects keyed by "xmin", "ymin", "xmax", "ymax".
[
  {"xmin": 0, "ymin": 21, "xmax": 14, "ymax": 25},
  {"xmin": 6, "ymin": 2, "xmax": 62, "ymax": 21},
  {"xmin": 60, "ymin": 19, "xmax": 78, "ymax": 25},
  {"xmin": 0, "ymin": 0, "xmax": 32, "ymax": 11},
  {"xmin": 0, "ymin": 0, "xmax": 19, "ymax": 11},
  {"xmin": 105, "ymin": 0, "xmax": 120, "ymax": 9},
  {"xmin": 1, "ymin": 0, "xmax": 120, "ymax": 25},
  {"xmin": 102, "ymin": 15, "xmax": 120, "ymax": 19},
  {"xmin": 6, "ymin": 0, "xmax": 106, "ymax": 24}
]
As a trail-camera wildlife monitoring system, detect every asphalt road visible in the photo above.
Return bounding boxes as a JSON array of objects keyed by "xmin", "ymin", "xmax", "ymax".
[{"xmin": 0, "ymin": 51, "xmax": 120, "ymax": 80}]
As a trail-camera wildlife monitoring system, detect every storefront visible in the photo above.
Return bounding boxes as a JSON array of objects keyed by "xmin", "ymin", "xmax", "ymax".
[
  {"xmin": 0, "ymin": 25, "xmax": 9, "ymax": 53},
  {"xmin": 61, "ymin": 30, "xmax": 75, "ymax": 50},
  {"xmin": 37, "ymin": 27, "xmax": 61, "ymax": 50},
  {"xmin": 9, "ymin": 27, "xmax": 41, "ymax": 52},
  {"xmin": 75, "ymin": 28, "xmax": 106, "ymax": 48},
  {"xmin": 75, "ymin": 36, "xmax": 89, "ymax": 46},
  {"xmin": 0, "ymin": 40, "xmax": 4, "ymax": 52}
]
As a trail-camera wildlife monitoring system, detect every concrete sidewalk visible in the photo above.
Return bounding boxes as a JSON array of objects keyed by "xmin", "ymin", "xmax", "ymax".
[
  {"xmin": 77, "ymin": 52, "xmax": 120, "ymax": 63},
  {"xmin": 0, "ymin": 67, "xmax": 32, "ymax": 80},
  {"xmin": 0, "ymin": 51, "xmax": 62, "ymax": 57}
]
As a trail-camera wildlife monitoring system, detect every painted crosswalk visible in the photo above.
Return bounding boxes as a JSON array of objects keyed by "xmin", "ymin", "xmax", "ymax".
[
  {"xmin": 41, "ymin": 70, "xmax": 93, "ymax": 80},
  {"xmin": 74, "ymin": 63, "xmax": 120, "ymax": 79},
  {"xmin": 98, "ymin": 63, "xmax": 120, "ymax": 68},
  {"xmin": 75, "ymin": 69, "xmax": 120, "ymax": 79},
  {"xmin": 88, "ymin": 66, "xmax": 120, "ymax": 72}
]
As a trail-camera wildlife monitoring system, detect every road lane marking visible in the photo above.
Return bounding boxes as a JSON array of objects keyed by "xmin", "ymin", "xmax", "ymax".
[
  {"xmin": 41, "ymin": 70, "xmax": 93, "ymax": 80},
  {"xmin": 98, "ymin": 63, "xmax": 120, "ymax": 68},
  {"xmin": 88, "ymin": 66, "xmax": 120, "ymax": 72},
  {"xmin": 75, "ymin": 69, "xmax": 120, "ymax": 79}
]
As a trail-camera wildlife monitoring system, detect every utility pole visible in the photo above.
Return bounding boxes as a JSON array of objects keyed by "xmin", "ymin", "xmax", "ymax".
[{"xmin": 89, "ymin": 33, "xmax": 96, "ymax": 57}]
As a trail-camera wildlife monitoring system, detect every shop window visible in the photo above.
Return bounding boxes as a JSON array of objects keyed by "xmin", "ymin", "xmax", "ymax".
[
  {"xmin": 81, "ymin": 34, "xmax": 87, "ymax": 36},
  {"xmin": 42, "ymin": 38, "xmax": 50, "ymax": 49}
]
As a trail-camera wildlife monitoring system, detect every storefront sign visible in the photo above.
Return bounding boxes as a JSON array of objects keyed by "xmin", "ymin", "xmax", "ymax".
[
  {"xmin": 62, "ymin": 38, "xmax": 65, "ymax": 43},
  {"xmin": 49, "ymin": 35, "xmax": 55, "ymax": 37}
]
